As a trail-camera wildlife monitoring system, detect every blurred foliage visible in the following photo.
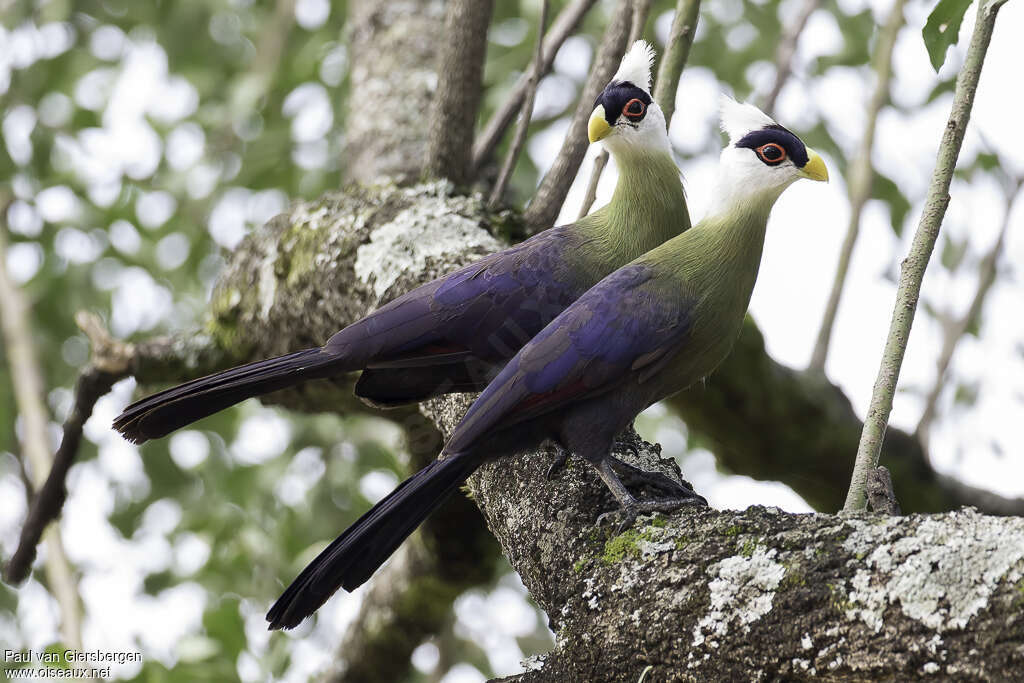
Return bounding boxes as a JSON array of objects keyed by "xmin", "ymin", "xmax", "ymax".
[{"xmin": 0, "ymin": 0, "xmax": 1008, "ymax": 680}]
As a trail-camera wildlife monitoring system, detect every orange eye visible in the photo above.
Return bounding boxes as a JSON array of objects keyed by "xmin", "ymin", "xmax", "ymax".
[
  {"xmin": 756, "ymin": 143, "xmax": 786, "ymax": 164},
  {"xmin": 622, "ymin": 98, "xmax": 646, "ymax": 119}
]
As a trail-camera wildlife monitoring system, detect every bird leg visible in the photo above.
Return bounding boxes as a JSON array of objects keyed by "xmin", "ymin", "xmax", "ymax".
[{"xmin": 594, "ymin": 459, "xmax": 706, "ymax": 534}]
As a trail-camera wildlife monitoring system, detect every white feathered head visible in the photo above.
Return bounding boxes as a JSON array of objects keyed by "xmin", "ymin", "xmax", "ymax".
[{"xmin": 587, "ymin": 40, "xmax": 670, "ymax": 158}]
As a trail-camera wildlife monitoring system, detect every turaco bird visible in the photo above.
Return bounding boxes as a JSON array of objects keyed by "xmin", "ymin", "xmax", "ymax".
[
  {"xmin": 266, "ymin": 97, "xmax": 829, "ymax": 630},
  {"xmin": 113, "ymin": 40, "xmax": 691, "ymax": 444}
]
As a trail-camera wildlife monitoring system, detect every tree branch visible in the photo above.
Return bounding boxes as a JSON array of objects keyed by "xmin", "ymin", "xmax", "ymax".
[
  {"xmin": 866, "ymin": 465, "xmax": 901, "ymax": 515},
  {"xmin": 652, "ymin": 0, "xmax": 701, "ymax": 125},
  {"xmin": 759, "ymin": 0, "xmax": 818, "ymax": 116},
  {"xmin": 915, "ymin": 176, "xmax": 1020, "ymax": 448},
  {"xmin": 576, "ymin": 151, "xmax": 609, "ymax": 219},
  {"xmin": 523, "ymin": 0, "xmax": 633, "ymax": 232},
  {"xmin": 575, "ymin": 0, "xmax": 653, "ymax": 220},
  {"xmin": 666, "ymin": 318, "xmax": 1024, "ymax": 516},
  {"xmin": 0, "ymin": 213, "xmax": 82, "ymax": 647},
  {"xmin": 472, "ymin": 0, "xmax": 598, "ymax": 174},
  {"xmin": 485, "ymin": 496, "xmax": 1024, "ymax": 680},
  {"xmin": 3, "ymin": 315, "xmax": 226, "ymax": 584},
  {"xmin": 808, "ymin": 0, "xmax": 906, "ymax": 373},
  {"xmin": 489, "ymin": 0, "xmax": 550, "ymax": 209},
  {"xmin": 343, "ymin": 0, "xmax": 447, "ymax": 184},
  {"xmin": 425, "ymin": 0, "xmax": 495, "ymax": 185},
  {"xmin": 845, "ymin": 0, "xmax": 1007, "ymax": 512}
]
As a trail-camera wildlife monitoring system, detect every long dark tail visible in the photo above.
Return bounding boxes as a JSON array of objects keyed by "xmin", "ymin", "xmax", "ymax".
[
  {"xmin": 266, "ymin": 453, "xmax": 478, "ymax": 630},
  {"xmin": 113, "ymin": 348, "xmax": 343, "ymax": 444}
]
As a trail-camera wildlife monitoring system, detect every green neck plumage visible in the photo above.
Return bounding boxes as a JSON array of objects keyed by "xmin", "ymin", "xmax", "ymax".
[{"xmin": 583, "ymin": 149, "xmax": 690, "ymax": 261}]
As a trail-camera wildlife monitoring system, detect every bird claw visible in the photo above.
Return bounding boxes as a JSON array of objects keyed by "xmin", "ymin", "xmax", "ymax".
[
  {"xmin": 608, "ymin": 456, "xmax": 702, "ymax": 501},
  {"xmin": 600, "ymin": 495, "xmax": 707, "ymax": 535},
  {"xmin": 597, "ymin": 507, "xmax": 639, "ymax": 535},
  {"xmin": 545, "ymin": 443, "xmax": 571, "ymax": 480}
]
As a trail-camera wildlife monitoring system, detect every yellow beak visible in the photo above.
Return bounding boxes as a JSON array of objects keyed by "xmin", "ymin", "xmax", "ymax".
[
  {"xmin": 588, "ymin": 105, "xmax": 612, "ymax": 143},
  {"xmin": 800, "ymin": 149, "xmax": 829, "ymax": 182}
]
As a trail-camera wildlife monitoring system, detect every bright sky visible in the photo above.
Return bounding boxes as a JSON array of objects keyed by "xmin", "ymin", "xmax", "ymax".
[{"xmin": 2, "ymin": 0, "xmax": 1023, "ymax": 681}]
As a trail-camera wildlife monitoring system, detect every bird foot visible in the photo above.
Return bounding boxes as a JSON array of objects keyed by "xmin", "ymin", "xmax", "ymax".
[
  {"xmin": 608, "ymin": 456, "xmax": 700, "ymax": 500},
  {"xmin": 544, "ymin": 442, "xmax": 571, "ymax": 480},
  {"xmin": 598, "ymin": 496, "xmax": 706, "ymax": 535}
]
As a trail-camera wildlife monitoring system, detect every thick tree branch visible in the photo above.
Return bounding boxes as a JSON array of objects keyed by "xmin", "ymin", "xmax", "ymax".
[
  {"xmin": 343, "ymin": 0, "xmax": 447, "ymax": 184},
  {"xmin": 846, "ymin": 0, "xmax": 1007, "ymax": 512},
  {"xmin": 667, "ymin": 319, "xmax": 1024, "ymax": 516},
  {"xmin": 485, "ymin": 496, "xmax": 1024, "ymax": 680},
  {"xmin": 472, "ymin": 0, "xmax": 598, "ymax": 173},
  {"xmin": 425, "ymin": 0, "xmax": 495, "ymax": 185},
  {"xmin": 523, "ymin": 0, "xmax": 632, "ymax": 232},
  {"xmin": 0, "ymin": 217, "xmax": 81, "ymax": 647},
  {"xmin": 808, "ymin": 0, "xmax": 906, "ymax": 373},
  {"xmin": 652, "ymin": 0, "xmax": 701, "ymax": 125}
]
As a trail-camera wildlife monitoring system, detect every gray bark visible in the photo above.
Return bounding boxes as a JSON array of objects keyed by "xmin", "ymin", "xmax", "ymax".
[
  {"xmin": 425, "ymin": 0, "xmax": 495, "ymax": 184},
  {"xmin": 343, "ymin": 0, "xmax": 447, "ymax": 185}
]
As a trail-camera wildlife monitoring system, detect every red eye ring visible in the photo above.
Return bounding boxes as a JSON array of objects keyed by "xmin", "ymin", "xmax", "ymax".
[
  {"xmin": 622, "ymin": 98, "xmax": 646, "ymax": 120},
  {"xmin": 756, "ymin": 143, "xmax": 787, "ymax": 164}
]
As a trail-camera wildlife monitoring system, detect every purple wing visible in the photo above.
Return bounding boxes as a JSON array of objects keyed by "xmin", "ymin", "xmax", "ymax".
[
  {"xmin": 445, "ymin": 264, "xmax": 692, "ymax": 454},
  {"xmin": 324, "ymin": 227, "xmax": 584, "ymax": 369}
]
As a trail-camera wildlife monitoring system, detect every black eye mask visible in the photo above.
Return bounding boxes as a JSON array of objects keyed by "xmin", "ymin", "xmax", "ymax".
[
  {"xmin": 734, "ymin": 125, "xmax": 809, "ymax": 167},
  {"xmin": 595, "ymin": 81, "xmax": 652, "ymax": 126}
]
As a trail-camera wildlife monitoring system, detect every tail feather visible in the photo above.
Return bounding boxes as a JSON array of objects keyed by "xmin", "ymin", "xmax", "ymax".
[
  {"xmin": 354, "ymin": 360, "xmax": 497, "ymax": 408},
  {"xmin": 266, "ymin": 454, "xmax": 477, "ymax": 630},
  {"xmin": 113, "ymin": 348, "xmax": 342, "ymax": 444}
]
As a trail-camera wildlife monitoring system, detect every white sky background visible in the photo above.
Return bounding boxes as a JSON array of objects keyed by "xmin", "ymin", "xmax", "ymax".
[{"xmin": 2, "ymin": 0, "xmax": 1024, "ymax": 681}]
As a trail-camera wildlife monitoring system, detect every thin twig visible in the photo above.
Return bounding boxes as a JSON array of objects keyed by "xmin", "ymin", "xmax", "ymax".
[
  {"xmin": 915, "ymin": 176, "xmax": 1021, "ymax": 448},
  {"xmin": 425, "ymin": 0, "xmax": 496, "ymax": 184},
  {"xmin": 4, "ymin": 313, "xmax": 223, "ymax": 583},
  {"xmin": 653, "ymin": 0, "xmax": 702, "ymax": 125},
  {"xmin": 489, "ymin": 0, "xmax": 550, "ymax": 209},
  {"xmin": 759, "ymin": 0, "xmax": 819, "ymax": 116},
  {"xmin": 0, "ymin": 206, "xmax": 82, "ymax": 648},
  {"xmin": 843, "ymin": 0, "xmax": 1008, "ymax": 513},
  {"xmin": 575, "ymin": 0, "xmax": 653, "ymax": 220},
  {"xmin": 522, "ymin": 0, "xmax": 633, "ymax": 232},
  {"xmin": 808, "ymin": 0, "xmax": 906, "ymax": 373},
  {"xmin": 577, "ymin": 152, "xmax": 610, "ymax": 219},
  {"xmin": 3, "ymin": 315, "xmax": 133, "ymax": 585},
  {"xmin": 472, "ymin": 0, "xmax": 599, "ymax": 173}
]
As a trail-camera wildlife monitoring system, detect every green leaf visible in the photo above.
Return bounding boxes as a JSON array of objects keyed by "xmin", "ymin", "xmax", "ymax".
[
  {"xmin": 871, "ymin": 171, "xmax": 912, "ymax": 237},
  {"xmin": 923, "ymin": 0, "xmax": 974, "ymax": 72},
  {"xmin": 940, "ymin": 234, "xmax": 968, "ymax": 272}
]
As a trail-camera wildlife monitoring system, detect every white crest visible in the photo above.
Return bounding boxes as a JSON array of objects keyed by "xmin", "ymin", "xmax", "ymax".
[
  {"xmin": 612, "ymin": 40, "xmax": 655, "ymax": 91},
  {"xmin": 719, "ymin": 95, "xmax": 777, "ymax": 141}
]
